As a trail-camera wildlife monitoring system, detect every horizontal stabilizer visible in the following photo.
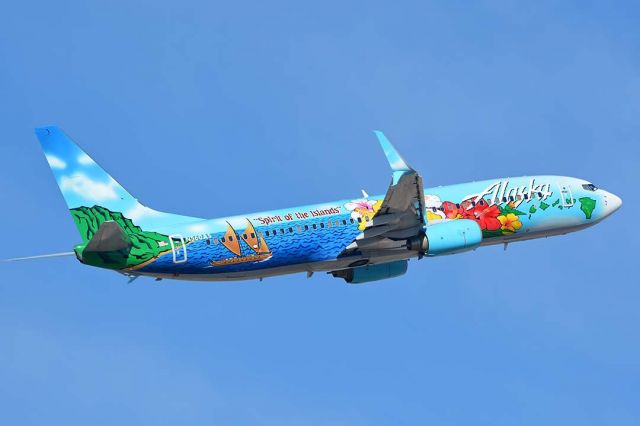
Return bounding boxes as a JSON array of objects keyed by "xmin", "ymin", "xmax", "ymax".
[{"xmin": 84, "ymin": 221, "xmax": 131, "ymax": 253}]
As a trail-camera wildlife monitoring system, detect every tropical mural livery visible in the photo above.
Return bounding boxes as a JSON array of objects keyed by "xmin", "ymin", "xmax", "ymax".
[{"xmin": 31, "ymin": 126, "xmax": 619, "ymax": 282}]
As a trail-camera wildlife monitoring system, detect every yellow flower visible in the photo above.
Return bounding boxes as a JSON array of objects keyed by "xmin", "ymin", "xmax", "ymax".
[
  {"xmin": 426, "ymin": 210, "xmax": 444, "ymax": 222},
  {"xmin": 355, "ymin": 200, "xmax": 383, "ymax": 230},
  {"xmin": 498, "ymin": 213, "xmax": 522, "ymax": 235}
]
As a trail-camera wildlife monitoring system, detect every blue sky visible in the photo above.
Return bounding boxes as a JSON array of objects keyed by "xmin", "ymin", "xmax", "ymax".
[{"xmin": 1, "ymin": 1, "xmax": 639, "ymax": 424}]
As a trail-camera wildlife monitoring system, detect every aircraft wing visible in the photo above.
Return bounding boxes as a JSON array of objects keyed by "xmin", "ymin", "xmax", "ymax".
[{"xmin": 342, "ymin": 131, "xmax": 426, "ymax": 258}]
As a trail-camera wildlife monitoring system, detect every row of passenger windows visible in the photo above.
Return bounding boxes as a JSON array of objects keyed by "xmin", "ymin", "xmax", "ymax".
[
  {"xmin": 200, "ymin": 187, "xmax": 588, "ymax": 246},
  {"xmin": 201, "ymin": 193, "xmax": 549, "ymax": 245},
  {"xmin": 263, "ymin": 217, "xmax": 367, "ymax": 237},
  {"xmin": 200, "ymin": 192, "xmax": 554, "ymax": 245},
  {"xmin": 209, "ymin": 217, "xmax": 364, "ymax": 245}
]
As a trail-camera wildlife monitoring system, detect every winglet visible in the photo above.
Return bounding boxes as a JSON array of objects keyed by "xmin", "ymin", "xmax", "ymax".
[{"xmin": 374, "ymin": 130, "xmax": 413, "ymax": 172}]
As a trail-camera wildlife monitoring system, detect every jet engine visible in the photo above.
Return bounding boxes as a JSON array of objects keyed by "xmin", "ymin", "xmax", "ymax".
[
  {"xmin": 407, "ymin": 219, "xmax": 482, "ymax": 256},
  {"xmin": 332, "ymin": 260, "xmax": 408, "ymax": 284}
]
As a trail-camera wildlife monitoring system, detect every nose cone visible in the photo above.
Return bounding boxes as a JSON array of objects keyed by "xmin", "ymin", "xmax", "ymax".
[{"xmin": 604, "ymin": 192, "xmax": 622, "ymax": 216}]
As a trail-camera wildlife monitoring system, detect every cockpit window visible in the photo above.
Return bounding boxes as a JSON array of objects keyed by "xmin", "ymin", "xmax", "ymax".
[{"xmin": 582, "ymin": 183, "xmax": 598, "ymax": 191}]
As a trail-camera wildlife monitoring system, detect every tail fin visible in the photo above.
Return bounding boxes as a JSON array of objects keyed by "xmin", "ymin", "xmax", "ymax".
[
  {"xmin": 36, "ymin": 126, "xmax": 139, "ymax": 211},
  {"xmin": 36, "ymin": 126, "xmax": 202, "ymax": 243}
]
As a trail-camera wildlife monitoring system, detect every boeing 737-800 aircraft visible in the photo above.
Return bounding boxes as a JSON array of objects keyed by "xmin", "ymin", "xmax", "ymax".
[{"xmin": 6, "ymin": 126, "xmax": 622, "ymax": 284}]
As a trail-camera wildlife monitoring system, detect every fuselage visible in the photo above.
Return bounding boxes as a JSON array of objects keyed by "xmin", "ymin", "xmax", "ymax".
[
  {"xmin": 129, "ymin": 175, "xmax": 621, "ymax": 281},
  {"xmin": 33, "ymin": 127, "xmax": 622, "ymax": 283}
]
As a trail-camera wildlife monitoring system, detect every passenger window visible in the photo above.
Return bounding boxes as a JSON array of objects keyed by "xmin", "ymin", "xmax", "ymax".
[
  {"xmin": 251, "ymin": 233, "xmax": 255, "ymax": 238},
  {"xmin": 229, "ymin": 236, "xmax": 233, "ymax": 241},
  {"xmin": 206, "ymin": 239, "xmax": 210, "ymax": 245},
  {"xmin": 289, "ymin": 227, "xmax": 293, "ymax": 233},
  {"xmin": 280, "ymin": 228, "xmax": 285, "ymax": 234},
  {"xmin": 243, "ymin": 234, "xmax": 247, "ymax": 239},
  {"xmin": 502, "ymin": 197, "xmax": 507, "ymax": 203},
  {"xmin": 523, "ymin": 194, "xmax": 529, "ymax": 200},
  {"xmin": 221, "ymin": 237, "xmax": 226, "ymax": 242},
  {"xmin": 297, "ymin": 226, "xmax": 302, "ymax": 232},
  {"xmin": 582, "ymin": 183, "xmax": 598, "ymax": 191},
  {"xmin": 304, "ymin": 225, "xmax": 309, "ymax": 231},
  {"xmin": 357, "ymin": 217, "xmax": 362, "ymax": 223},
  {"xmin": 213, "ymin": 238, "xmax": 219, "ymax": 244},
  {"xmin": 342, "ymin": 219, "xmax": 347, "ymax": 225},
  {"xmin": 312, "ymin": 224, "xmax": 317, "ymax": 229},
  {"xmin": 320, "ymin": 223, "xmax": 325, "ymax": 228},
  {"xmin": 350, "ymin": 218, "xmax": 355, "ymax": 224}
]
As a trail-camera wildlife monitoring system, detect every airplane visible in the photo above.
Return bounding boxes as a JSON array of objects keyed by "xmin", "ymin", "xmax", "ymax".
[{"xmin": 4, "ymin": 126, "xmax": 622, "ymax": 284}]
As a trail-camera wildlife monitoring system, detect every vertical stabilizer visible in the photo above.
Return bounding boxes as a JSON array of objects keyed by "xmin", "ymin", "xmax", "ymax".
[
  {"xmin": 37, "ymin": 126, "xmax": 138, "ymax": 211},
  {"xmin": 35, "ymin": 126, "xmax": 202, "ymax": 243}
]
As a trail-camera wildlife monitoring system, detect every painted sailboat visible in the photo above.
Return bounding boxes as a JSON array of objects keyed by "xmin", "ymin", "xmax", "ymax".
[
  {"xmin": 220, "ymin": 221, "xmax": 242, "ymax": 256},
  {"xmin": 212, "ymin": 219, "xmax": 272, "ymax": 266}
]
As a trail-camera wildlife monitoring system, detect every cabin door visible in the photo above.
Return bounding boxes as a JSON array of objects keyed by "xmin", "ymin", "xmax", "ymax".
[
  {"xmin": 169, "ymin": 234, "xmax": 188, "ymax": 264},
  {"xmin": 557, "ymin": 182, "xmax": 575, "ymax": 207}
]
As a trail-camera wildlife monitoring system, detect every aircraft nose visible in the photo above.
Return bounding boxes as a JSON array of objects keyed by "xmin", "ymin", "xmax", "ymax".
[{"xmin": 604, "ymin": 191, "xmax": 622, "ymax": 215}]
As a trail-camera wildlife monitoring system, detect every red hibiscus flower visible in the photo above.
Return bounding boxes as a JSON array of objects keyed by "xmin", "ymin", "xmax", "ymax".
[
  {"xmin": 465, "ymin": 200, "xmax": 502, "ymax": 231},
  {"xmin": 459, "ymin": 200, "xmax": 474, "ymax": 212},
  {"xmin": 442, "ymin": 201, "xmax": 463, "ymax": 219}
]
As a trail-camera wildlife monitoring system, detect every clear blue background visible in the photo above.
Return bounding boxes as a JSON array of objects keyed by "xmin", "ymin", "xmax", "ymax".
[{"xmin": 1, "ymin": 1, "xmax": 638, "ymax": 424}]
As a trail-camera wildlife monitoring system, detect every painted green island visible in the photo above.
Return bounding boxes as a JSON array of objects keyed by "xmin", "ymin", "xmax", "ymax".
[{"xmin": 71, "ymin": 206, "xmax": 172, "ymax": 269}]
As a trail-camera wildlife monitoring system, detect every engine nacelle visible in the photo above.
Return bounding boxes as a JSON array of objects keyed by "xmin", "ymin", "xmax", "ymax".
[
  {"xmin": 332, "ymin": 260, "xmax": 408, "ymax": 284},
  {"xmin": 407, "ymin": 219, "xmax": 482, "ymax": 256}
]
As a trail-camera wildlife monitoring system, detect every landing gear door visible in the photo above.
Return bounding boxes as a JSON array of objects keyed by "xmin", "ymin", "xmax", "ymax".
[
  {"xmin": 558, "ymin": 182, "xmax": 575, "ymax": 207},
  {"xmin": 169, "ymin": 234, "xmax": 188, "ymax": 264}
]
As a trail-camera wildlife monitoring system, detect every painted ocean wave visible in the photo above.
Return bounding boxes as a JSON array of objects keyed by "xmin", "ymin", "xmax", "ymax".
[{"xmin": 140, "ymin": 215, "xmax": 361, "ymax": 274}]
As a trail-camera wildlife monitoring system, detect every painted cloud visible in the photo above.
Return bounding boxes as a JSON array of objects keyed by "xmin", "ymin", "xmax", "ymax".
[
  {"xmin": 60, "ymin": 173, "xmax": 118, "ymax": 202},
  {"xmin": 45, "ymin": 154, "xmax": 67, "ymax": 169}
]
